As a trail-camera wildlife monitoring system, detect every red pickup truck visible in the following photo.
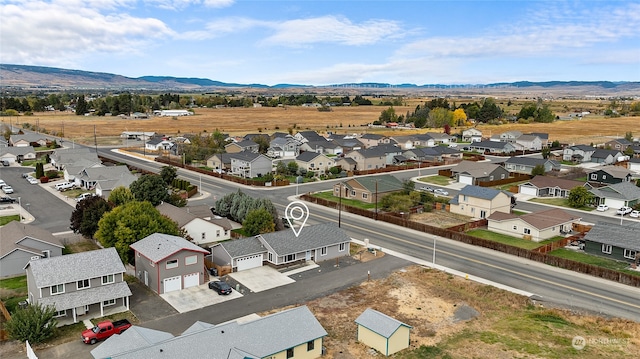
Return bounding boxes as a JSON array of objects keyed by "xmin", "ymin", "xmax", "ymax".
[{"xmin": 82, "ymin": 319, "xmax": 132, "ymax": 344}]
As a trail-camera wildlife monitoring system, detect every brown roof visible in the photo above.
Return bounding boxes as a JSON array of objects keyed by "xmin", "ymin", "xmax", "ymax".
[
  {"xmin": 0, "ymin": 221, "xmax": 63, "ymax": 258},
  {"xmin": 526, "ymin": 176, "xmax": 588, "ymax": 190},
  {"xmin": 521, "ymin": 208, "xmax": 579, "ymax": 229},
  {"xmin": 156, "ymin": 202, "xmax": 197, "ymax": 227}
]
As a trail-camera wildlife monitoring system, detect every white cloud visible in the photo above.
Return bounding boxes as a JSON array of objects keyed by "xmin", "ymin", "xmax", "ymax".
[
  {"xmin": 145, "ymin": 0, "xmax": 234, "ymax": 10},
  {"xmin": 0, "ymin": 0, "xmax": 175, "ymax": 66}
]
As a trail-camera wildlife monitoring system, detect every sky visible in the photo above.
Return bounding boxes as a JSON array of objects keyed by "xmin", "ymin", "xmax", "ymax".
[{"xmin": 1, "ymin": 0, "xmax": 639, "ymax": 86}]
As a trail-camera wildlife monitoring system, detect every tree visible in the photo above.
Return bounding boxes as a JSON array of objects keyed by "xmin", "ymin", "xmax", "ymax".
[
  {"xmin": 531, "ymin": 164, "xmax": 546, "ymax": 176},
  {"xmin": 5, "ymin": 303, "xmax": 57, "ymax": 344},
  {"xmin": 160, "ymin": 166, "xmax": 178, "ymax": 185},
  {"xmin": 242, "ymin": 208, "xmax": 276, "ymax": 236},
  {"xmin": 75, "ymin": 95, "xmax": 87, "ymax": 116},
  {"xmin": 95, "ymin": 201, "xmax": 180, "ymax": 263},
  {"xmin": 70, "ymin": 196, "xmax": 113, "ymax": 238},
  {"xmin": 427, "ymin": 107, "xmax": 453, "ymax": 128},
  {"xmin": 452, "ymin": 108, "xmax": 468, "ymax": 126},
  {"xmin": 108, "ymin": 186, "xmax": 136, "ymax": 206},
  {"xmin": 380, "ymin": 193, "xmax": 414, "ymax": 214},
  {"xmin": 166, "ymin": 192, "xmax": 187, "ymax": 207},
  {"xmin": 541, "ymin": 147, "xmax": 551, "ymax": 159},
  {"xmin": 378, "ymin": 106, "xmax": 397, "ymax": 123},
  {"xmin": 35, "ymin": 162, "xmax": 44, "ymax": 178},
  {"xmin": 567, "ymin": 186, "xmax": 593, "ymax": 208},
  {"xmin": 551, "ymin": 140, "xmax": 561, "ymax": 148},
  {"xmin": 477, "ymin": 98, "xmax": 503, "ymax": 123},
  {"xmin": 129, "ymin": 174, "xmax": 168, "ymax": 206},
  {"xmin": 625, "ymin": 132, "xmax": 633, "ymax": 141}
]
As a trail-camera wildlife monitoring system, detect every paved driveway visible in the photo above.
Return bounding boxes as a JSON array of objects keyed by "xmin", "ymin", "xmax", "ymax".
[
  {"xmin": 229, "ymin": 266, "xmax": 296, "ymax": 293},
  {"xmin": 160, "ymin": 282, "xmax": 243, "ymax": 313}
]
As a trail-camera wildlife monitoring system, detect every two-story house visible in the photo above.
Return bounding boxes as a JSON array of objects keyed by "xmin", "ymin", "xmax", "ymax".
[
  {"xmin": 267, "ymin": 136, "xmax": 300, "ymax": 158},
  {"xmin": 130, "ymin": 233, "xmax": 209, "ymax": 294},
  {"xmin": 562, "ymin": 144, "xmax": 596, "ymax": 163},
  {"xmin": 591, "ymin": 148, "xmax": 624, "ymax": 165},
  {"xmin": 229, "ymin": 151, "xmax": 273, "ymax": 178},
  {"xmin": 156, "ymin": 203, "xmax": 231, "ymax": 245},
  {"xmin": 449, "ymin": 185, "xmax": 513, "ymax": 219},
  {"xmin": 295, "ymin": 151, "xmax": 335, "ymax": 175},
  {"xmin": 205, "ymin": 153, "xmax": 232, "ymax": 173},
  {"xmin": 462, "ymin": 128, "xmax": 483, "ymax": 143},
  {"xmin": 25, "ymin": 247, "xmax": 131, "ymax": 324},
  {"xmin": 0, "ymin": 222, "xmax": 64, "ymax": 278},
  {"xmin": 225, "ymin": 139, "xmax": 259, "ymax": 153},
  {"xmin": 585, "ymin": 166, "xmax": 633, "ymax": 185}
]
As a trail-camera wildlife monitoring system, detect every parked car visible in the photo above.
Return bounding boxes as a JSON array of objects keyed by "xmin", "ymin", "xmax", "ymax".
[
  {"xmin": 2, "ymin": 185, "xmax": 14, "ymax": 194},
  {"xmin": 596, "ymin": 204, "xmax": 609, "ymax": 212},
  {"xmin": 76, "ymin": 193, "xmax": 95, "ymax": 202},
  {"xmin": 434, "ymin": 188, "xmax": 449, "ymax": 196},
  {"xmin": 630, "ymin": 210, "xmax": 640, "ymax": 219},
  {"xmin": 208, "ymin": 281, "xmax": 232, "ymax": 295},
  {"xmin": 82, "ymin": 319, "xmax": 132, "ymax": 344},
  {"xmin": 22, "ymin": 173, "xmax": 31, "ymax": 178},
  {"xmin": 0, "ymin": 196, "xmax": 17, "ymax": 203},
  {"xmin": 27, "ymin": 176, "xmax": 39, "ymax": 185},
  {"xmin": 616, "ymin": 206, "xmax": 633, "ymax": 215},
  {"xmin": 0, "ymin": 180, "xmax": 6, "ymax": 188},
  {"xmin": 1, "ymin": 160, "xmax": 9, "ymax": 166},
  {"xmin": 420, "ymin": 186, "xmax": 434, "ymax": 192},
  {"xmin": 54, "ymin": 182, "xmax": 74, "ymax": 191}
]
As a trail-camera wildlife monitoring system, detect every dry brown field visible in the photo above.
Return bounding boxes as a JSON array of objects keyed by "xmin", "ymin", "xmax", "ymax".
[{"xmin": 2, "ymin": 100, "xmax": 637, "ymax": 146}]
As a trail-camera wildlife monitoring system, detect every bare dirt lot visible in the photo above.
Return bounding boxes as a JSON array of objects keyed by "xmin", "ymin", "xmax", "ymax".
[{"xmin": 268, "ymin": 264, "xmax": 640, "ymax": 358}]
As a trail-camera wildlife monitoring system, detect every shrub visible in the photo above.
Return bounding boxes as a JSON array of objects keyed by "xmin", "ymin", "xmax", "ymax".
[
  {"xmin": 45, "ymin": 170, "xmax": 59, "ymax": 179},
  {"xmin": 40, "ymin": 177, "xmax": 49, "ymax": 183}
]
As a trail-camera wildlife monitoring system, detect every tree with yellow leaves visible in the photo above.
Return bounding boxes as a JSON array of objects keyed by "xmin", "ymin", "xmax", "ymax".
[{"xmin": 453, "ymin": 108, "xmax": 468, "ymax": 126}]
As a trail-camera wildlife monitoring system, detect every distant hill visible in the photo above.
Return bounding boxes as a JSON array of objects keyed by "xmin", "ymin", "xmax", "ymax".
[{"xmin": 1, "ymin": 63, "xmax": 638, "ymax": 94}]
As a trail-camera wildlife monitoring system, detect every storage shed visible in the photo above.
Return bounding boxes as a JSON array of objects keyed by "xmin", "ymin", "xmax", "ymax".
[{"xmin": 355, "ymin": 308, "xmax": 412, "ymax": 356}]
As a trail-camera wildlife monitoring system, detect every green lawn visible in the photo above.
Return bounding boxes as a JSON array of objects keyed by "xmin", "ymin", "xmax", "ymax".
[
  {"xmin": 529, "ymin": 197, "xmax": 594, "ymax": 211},
  {"xmin": 0, "ymin": 215, "xmax": 20, "ymax": 226},
  {"xmin": 548, "ymin": 249, "xmax": 640, "ymax": 277},
  {"xmin": 312, "ymin": 191, "xmax": 377, "ymax": 209},
  {"xmin": 417, "ymin": 175, "xmax": 451, "ymax": 186},
  {"xmin": 466, "ymin": 229, "xmax": 559, "ymax": 250},
  {"xmin": 0, "ymin": 275, "xmax": 28, "ymax": 313}
]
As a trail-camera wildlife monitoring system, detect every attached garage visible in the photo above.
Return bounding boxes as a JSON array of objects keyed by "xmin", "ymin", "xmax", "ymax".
[
  {"xmin": 519, "ymin": 185, "xmax": 538, "ymax": 197},
  {"xmin": 458, "ymin": 174, "xmax": 474, "ymax": 185},
  {"xmin": 183, "ymin": 273, "xmax": 200, "ymax": 289},
  {"xmin": 163, "ymin": 276, "xmax": 181, "ymax": 293},
  {"xmin": 236, "ymin": 254, "xmax": 263, "ymax": 271}
]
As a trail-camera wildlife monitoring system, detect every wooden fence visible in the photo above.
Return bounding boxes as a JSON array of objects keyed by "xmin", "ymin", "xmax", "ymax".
[
  {"xmin": 299, "ymin": 194, "xmax": 640, "ymax": 288},
  {"xmin": 0, "ymin": 301, "xmax": 11, "ymax": 341}
]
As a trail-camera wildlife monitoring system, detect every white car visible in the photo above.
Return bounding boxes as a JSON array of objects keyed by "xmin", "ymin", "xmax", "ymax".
[
  {"xmin": 54, "ymin": 182, "xmax": 74, "ymax": 191},
  {"xmin": 2, "ymin": 185, "xmax": 14, "ymax": 194},
  {"xmin": 616, "ymin": 206, "xmax": 633, "ymax": 215},
  {"xmin": 630, "ymin": 210, "xmax": 640, "ymax": 218},
  {"xmin": 76, "ymin": 193, "xmax": 95, "ymax": 202},
  {"xmin": 434, "ymin": 188, "xmax": 449, "ymax": 196},
  {"xmin": 596, "ymin": 204, "xmax": 609, "ymax": 212},
  {"xmin": 27, "ymin": 177, "xmax": 39, "ymax": 185}
]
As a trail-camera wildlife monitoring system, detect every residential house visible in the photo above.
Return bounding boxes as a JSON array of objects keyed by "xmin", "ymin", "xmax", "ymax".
[
  {"xmin": 229, "ymin": 151, "xmax": 273, "ymax": 178},
  {"xmin": 90, "ymin": 326, "xmax": 175, "ymax": 359},
  {"xmin": 585, "ymin": 166, "xmax": 633, "ymax": 185},
  {"xmin": 144, "ymin": 137, "xmax": 174, "ymax": 152},
  {"xmin": 335, "ymin": 157, "xmax": 357, "ymax": 171},
  {"xmin": 75, "ymin": 165, "xmax": 136, "ymax": 190},
  {"xmin": 355, "ymin": 308, "xmax": 412, "ymax": 356},
  {"xmin": 514, "ymin": 134, "xmax": 543, "ymax": 151},
  {"xmin": 591, "ymin": 148, "xmax": 624, "ymax": 165},
  {"xmin": 359, "ymin": 133, "xmax": 389, "ymax": 148},
  {"xmin": 628, "ymin": 158, "xmax": 640, "ymax": 173},
  {"xmin": 327, "ymin": 135, "xmax": 364, "ymax": 154},
  {"xmin": 487, "ymin": 208, "xmax": 581, "ymax": 242},
  {"xmin": 449, "ymin": 160, "xmax": 510, "ymax": 185},
  {"xmin": 120, "ymin": 131, "xmax": 155, "ymax": 141},
  {"xmin": 503, "ymin": 156, "xmax": 560, "ymax": 175},
  {"xmin": 491, "ymin": 130, "xmax": 522, "ymax": 143},
  {"xmin": 529, "ymin": 132, "xmax": 550, "ymax": 147},
  {"xmin": 211, "ymin": 222, "xmax": 351, "ymax": 272},
  {"xmin": 462, "ymin": 128, "xmax": 483, "ymax": 142},
  {"xmin": 449, "ymin": 185, "xmax": 513, "ymax": 219},
  {"xmin": 89, "ymin": 306, "xmax": 327, "ymax": 359},
  {"xmin": 518, "ymin": 176, "xmax": 592, "ymax": 198},
  {"xmin": 0, "ymin": 222, "xmax": 64, "ymax": 278},
  {"xmin": 205, "ymin": 153, "xmax": 232, "ymax": 173},
  {"xmin": 95, "ymin": 175, "xmax": 138, "ymax": 198},
  {"xmin": 469, "ymin": 140, "xmax": 516, "ymax": 154},
  {"xmin": 422, "ymin": 132, "xmax": 456, "ymax": 145},
  {"xmin": 25, "ymin": 247, "xmax": 131, "ymax": 323},
  {"xmin": 9, "ymin": 133, "xmax": 48, "ymax": 147},
  {"xmin": 225, "ymin": 139, "xmax": 259, "ymax": 153},
  {"xmin": 562, "ymin": 144, "xmax": 596, "ymax": 163},
  {"xmin": 583, "ymin": 223, "xmax": 640, "ymax": 264},
  {"xmin": 293, "ymin": 130, "xmax": 326, "ymax": 144},
  {"xmin": 389, "ymin": 135, "xmax": 419, "ymax": 150},
  {"xmin": 0, "ymin": 146, "xmax": 36, "ymax": 164},
  {"xmin": 301, "ymin": 139, "xmax": 344, "ymax": 155},
  {"xmin": 267, "ymin": 136, "xmax": 300, "ymax": 158},
  {"xmin": 156, "ymin": 203, "xmax": 231, "ymax": 245},
  {"xmin": 589, "ymin": 181, "xmax": 640, "ymax": 209},
  {"xmin": 605, "ymin": 138, "xmax": 634, "ymax": 152},
  {"xmin": 333, "ymin": 174, "xmax": 404, "ymax": 204},
  {"xmin": 295, "ymin": 151, "xmax": 335, "ymax": 175},
  {"xmin": 130, "ymin": 233, "xmax": 209, "ymax": 294},
  {"xmin": 50, "ymin": 148, "xmax": 101, "ymax": 170}
]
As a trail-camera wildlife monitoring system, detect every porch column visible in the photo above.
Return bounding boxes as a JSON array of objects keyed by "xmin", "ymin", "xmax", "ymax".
[
  {"xmin": 72, "ymin": 308, "xmax": 77, "ymax": 323},
  {"xmin": 125, "ymin": 296, "xmax": 129, "ymax": 310},
  {"xmin": 100, "ymin": 302, "xmax": 104, "ymax": 317}
]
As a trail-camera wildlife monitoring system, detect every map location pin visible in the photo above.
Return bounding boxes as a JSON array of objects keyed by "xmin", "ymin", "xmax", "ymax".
[{"xmin": 285, "ymin": 201, "xmax": 309, "ymax": 237}]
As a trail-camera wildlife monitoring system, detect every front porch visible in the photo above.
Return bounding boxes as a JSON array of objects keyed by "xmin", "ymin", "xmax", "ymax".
[{"xmin": 55, "ymin": 303, "xmax": 129, "ymax": 327}]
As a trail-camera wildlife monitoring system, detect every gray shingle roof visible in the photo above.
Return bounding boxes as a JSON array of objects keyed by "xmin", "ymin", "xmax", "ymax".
[
  {"xmin": 584, "ymin": 223, "xmax": 640, "ymax": 251},
  {"xmin": 296, "ymin": 151, "xmax": 322, "ymax": 162},
  {"xmin": 589, "ymin": 182, "xmax": 640, "ymax": 201},
  {"xmin": 217, "ymin": 237, "xmax": 266, "ymax": 257},
  {"xmin": 38, "ymin": 281, "xmax": 131, "ymax": 312},
  {"xmin": 91, "ymin": 326, "xmax": 174, "ymax": 359},
  {"xmin": 352, "ymin": 174, "xmax": 404, "ymax": 193},
  {"xmin": 0, "ymin": 221, "xmax": 63, "ymax": 258},
  {"xmin": 457, "ymin": 185, "xmax": 511, "ymax": 200},
  {"xmin": 355, "ymin": 308, "xmax": 411, "ymax": 338},
  {"xmin": 259, "ymin": 222, "xmax": 351, "ymax": 256},
  {"xmin": 130, "ymin": 233, "xmax": 208, "ymax": 263},
  {"xmin": 104, "ymin": 306, "xmax": 327, "ymax": 359},
  {"xmin": 505, "ymin": 156, "xmax": 556, "ymax": 167},
  {"xmin": 27, "ymin": 247, "xmax": 125, "ymax": 288}
]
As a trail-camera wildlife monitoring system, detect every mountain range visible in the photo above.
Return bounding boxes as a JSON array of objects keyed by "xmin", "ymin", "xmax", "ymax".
[{"xmin": 1, "ymin": 64, "xmax": 638, "ymax": 94}]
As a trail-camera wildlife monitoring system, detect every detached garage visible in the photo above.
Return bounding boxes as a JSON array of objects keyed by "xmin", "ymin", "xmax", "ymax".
[
  {"xmin": 131, "ymin": 233, "xmax": 210, "ymax": 294},
  {"xmin": 355, "ymin": 308, "xmax": 412, "ymax": 356}
]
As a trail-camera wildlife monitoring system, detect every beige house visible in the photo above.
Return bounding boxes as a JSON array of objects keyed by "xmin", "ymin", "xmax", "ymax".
[
  {"xmin": 355, "ymin": 308, "xmax": 412, "ymax": 356},
  {"xmin": 333, "ymin": 174, "xmax": 403, "ymax": 204},
  {"xmin": 295, "ymin": 151, "xmax": 335, "ymax": 174},
  {"xmin": 487, "ymin": 208, "xmax": 580, "ymax": 242},
  {"xmin": 449, "ymin": 185, "xmax": 513, "ymax": 219}
]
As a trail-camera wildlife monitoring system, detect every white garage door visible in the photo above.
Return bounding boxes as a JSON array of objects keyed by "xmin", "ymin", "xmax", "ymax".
[
  {"xmin": 519, "ymin": 185, "xmax": 538, "ymax": 197},
  {"xmin": 236, "ymin": 254, "xmax": 263, "ymax": 271},
  {"xmin": 459, "ymin": 175, "xmax": 474, "ymax": 185},
  {"xmin": 183, "ymin": 273, "xmax": 200, "ymax": 289},
  {"xmin": 163, "ymin": 276, "xmax": 181, "ymax": 293}
]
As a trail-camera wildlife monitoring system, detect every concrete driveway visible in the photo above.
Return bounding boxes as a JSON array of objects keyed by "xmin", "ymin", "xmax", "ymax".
[
  {"xmin": 160, "ymin": 282, "xmax": 243, "ymax": 313},
  {"xmin": 228, "ymin": 266, "xmax": 296, "ymax": 293}
]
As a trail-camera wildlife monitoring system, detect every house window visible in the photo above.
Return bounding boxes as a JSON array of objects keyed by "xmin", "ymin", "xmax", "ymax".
[
  {"xmin": 513, "ymin": 225, "xmax": 518, "ymax": 230},
  {"xmin": 501, "ymin": 174, "xmax": 505, "ymax": 179},
  {"xmin": 321, "ymin": 247, "xmax": 327, "ymax": 256},
  {"xmin": 524, "ymin": 228, "xmax": 531, "ymax": 235},
  {"xmin": 362, "ymin": 193, "xmax": 368, "ymax": 199},
  {"xmin": 590, "ymin": 173, "xmax": 597, "ymax": 180},
  {"xmin": 102, "ymin": 275, "xmax": 114, "ymax": 285},
  {"xmin": 463, "ymin": 195, "xmax": 467, "ymax": 202},
  {"xmin": 185, "ymin": 255, "xmax": 197, "ymax": 266},
  {"xmin": 602, "ymin": 244, "xmax": 612, "ymax": 254},
  {"xmin": 350, "ymin": 190, "xmax": 356, "ymax": 196},
  {"xmin": 216, "ymin": 230, "xmax": 221, "ymax": 237},
  {"xmin": 335, "ymin": 187, "xmax": 339, "ymax": 194},
  {"xmin": 286, "ymin": 348, "xmax": 294, "ymax": 358},
  {"xmin": 307, "ymin": 340, "xmax": 315, "ymax": 351},
  {"xmin": 201, "ymin": 233, "xmax": 206, "ymax": 240},
  {"xmin": 103, "ymin": 299, "xmax": 116, "ymax": 307},
  {"xmin": 166, "ymin": 259, "xmax": 178, "ymax": 269},
  {"xmin": 624, "ymin": 249, "xmax": 636, "ymax": 259},
  {"xmin": 50, "ymin": 284, "xmax": 64, "ymax": 295},
  {"xmin": 77, "ymin": 279, "xmax": 90, "ymax": 290},
  {"xmin": 150, "ymin": 260, "xmax": 155, "ymax": 267},
  {"xmin": 286, "ymin": 254, "xmax": 295, "ymax": 262},
  {"xmin": 42, "ymin": 250, "xmax": 50, "ymax": 258},
  {"xmin": 53, "ymin": 310, "xmax": 66, "ymax": 318},
  {"xmin": 480, "ymin": 210, "xmax": 487, "ymax": 219},
  {"xmin": 339, "ymin": 243, "xmax": 346, "ymax": 252},
  {"xmin": 268, "ymin": 252, "xmax": 273, "ymax": 262},
  {"xmin": 489, "ymin": 176, "xmax": 494, "ymax": 181}
]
